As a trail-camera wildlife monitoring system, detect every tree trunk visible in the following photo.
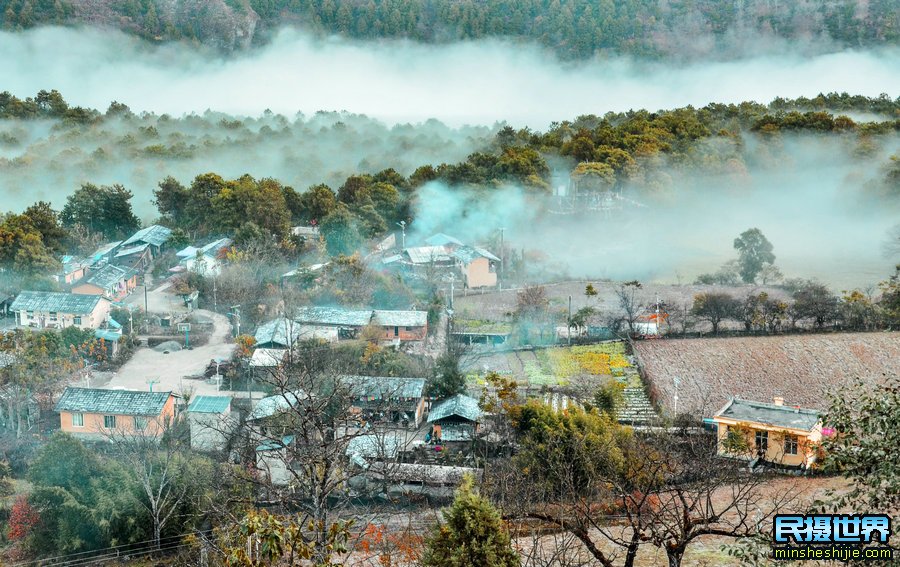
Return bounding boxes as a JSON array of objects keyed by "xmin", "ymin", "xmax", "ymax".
[{"xmin": 666, "ymin": 547, "xmax": 685, "ymax": 567}]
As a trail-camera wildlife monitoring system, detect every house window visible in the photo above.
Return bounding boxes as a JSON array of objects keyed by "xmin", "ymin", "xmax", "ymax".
[
  {"xmin": 784, "ymin": 434, "xmax": 799, "ymax": 455},
  {"xmin": 72, "ymin": 413, "xmax": 84, "ymax": 427},
  {"xmin": 405, "ymin": 326, "xmax": 412, "ymax": 331},
  {"xmin": 394, "ymin": 326, "xmax": 399, "ymax": 337},
  {"xmin": 103, "ymin": 415, "xmax": 117, "ymax": 429},
  {"xmin": 133, "ymin": 416, "xmax": 148, "ymax": 430},
  {"xmin": 49, "ymin": 311, "xmax": 57, "ymax": 321},
  {"xmin": 25, "ymin": 311, "xmax": 33, "ymax": 319},
  {"xmin": 73, "ymin": 316, "xmax": 82, "ymax": 325},
  {"xmin": 755, "ymin": 430, "xmax": 768, "ymax": 454}
]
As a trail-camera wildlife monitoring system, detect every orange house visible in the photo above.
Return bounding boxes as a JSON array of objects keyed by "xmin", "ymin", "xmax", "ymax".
[
  {"xmin": 713, "ymin": 397, "xmax": 824, "ymax": 469},
  {"xmin": 451, "ymin": 246, "xmax": 500, "ymax": 289},
  {"xmin": 72, "ymin": 264, "xmax": 138, "ymax": 302},
  {"xmin": 55, "ymin": 387, "xmax": 177, "ymax": 440}
]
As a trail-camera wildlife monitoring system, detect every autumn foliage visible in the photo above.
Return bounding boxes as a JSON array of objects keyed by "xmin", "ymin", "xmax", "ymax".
[{"xmin": 8, "ymin": 496, "xmax": 40, "ymax": 541}]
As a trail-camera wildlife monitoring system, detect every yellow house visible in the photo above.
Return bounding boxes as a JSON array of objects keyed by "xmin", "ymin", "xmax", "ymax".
[{"xmin": 712, "ymin": 397, "xmax": 823, "ymax": 469}]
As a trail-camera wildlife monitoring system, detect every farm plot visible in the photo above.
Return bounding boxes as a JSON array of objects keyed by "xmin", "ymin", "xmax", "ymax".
[
  {"xmin": 463, "ymin": 341, "xmax": 641, "ymax": 388},
  {"xmin": 634, "ymin": 332, "xmax": 900, "ymax": 418}
]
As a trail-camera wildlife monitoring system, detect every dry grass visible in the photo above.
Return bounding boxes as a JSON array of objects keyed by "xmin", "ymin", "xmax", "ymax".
[{"xmin": 634, "ymin": 332, "xmax": 900, "ymax": 416}]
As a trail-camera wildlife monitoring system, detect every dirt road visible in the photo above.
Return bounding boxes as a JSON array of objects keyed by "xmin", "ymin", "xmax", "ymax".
[{"xmin": 100, "ymin": 309, "xmax": 241, "ymax": 397}]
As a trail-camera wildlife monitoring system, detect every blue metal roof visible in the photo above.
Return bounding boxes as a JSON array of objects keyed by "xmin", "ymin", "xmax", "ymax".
[
  {"xmin": 55, "ymin": 387, "xmax": 171, "ymax": 416},
  {"xmin": 188, "ymin": 395, "xmax": 232, "ymax": 414},
  {"xmin": 122, "ymin": 225, "xmax": 173, "ymax": 248},
  {"xmin": 11, "ymin": 291, "xmax": 103, "ymax": 315}
]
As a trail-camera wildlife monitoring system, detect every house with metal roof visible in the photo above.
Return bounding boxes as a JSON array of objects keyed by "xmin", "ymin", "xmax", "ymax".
[
  {"xmin": 87, "ymin": 241, "xmax": 123, "ymax": 267},
  {"xmin": 56, "ymin": 255, "xmax": 89, "ymax": 285},
  {"xmin": 72, "ymin": 264, "xmax": 137, "ymax": 301},
  {"xmin": 712, "ymin": 397, "xmax": 824, "ymax": 469},
  {"xmin": 113, "ymin": 243, "xmax": 152, "ymax": 271},
  {"xmin": 403, "ymin": 245, "xmax": 453, "ymax": 265},
  {"xmin": 372, "ymin": 309, "xmax": 428, "ymax": 342},
  {"xmin": 427, "ymin": 394, "xmax": 482, "ymax": 443},
  {"xmin": 10, "ymin": 291, "xmax": 111, "ymax": 330},
  {"xmin": 55, "ymin": 387, "xmax": 176, "ymax": 439},
  {"xmin": 345, "ymin": 432, "xmax": 406, "ymax": 469},
  {"xmin": 248, "ymin": 390, "xmax": 309, "ymax": 422},
  {"xmin": 342, "ymin": 375, "xmax": 427, "ymax": 428},
  {"xmin": 254, "ymin": 317, "xmax": 339, "ymax": 348},
  {"xmin": 177, "ymin": 238, "xmax": 233, "ymax": 276},
  {"xmin": 122, "ymin": 225, "xmax": 173, "ymax": 252},
  {"xmin": 187, "ymin": 395, "xmax": 234, "ymax": 451},
  {"xmin": 294, "ymin": 306, "xmax": 373, "ymax": 327},
  {"xmin": 451, "ymin": 245, "xmax": 500, "ymax": 289}
]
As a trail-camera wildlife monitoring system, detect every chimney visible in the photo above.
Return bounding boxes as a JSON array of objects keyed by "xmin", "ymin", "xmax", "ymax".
[{"xmin": 773, "ymin": 397, "xmax": 784, "ymax": 406}]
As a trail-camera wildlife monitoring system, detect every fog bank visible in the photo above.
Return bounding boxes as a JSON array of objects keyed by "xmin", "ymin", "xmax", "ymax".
[{"xmin": 1, "ymin": 27, "xmax": 899, "ymax": 128}]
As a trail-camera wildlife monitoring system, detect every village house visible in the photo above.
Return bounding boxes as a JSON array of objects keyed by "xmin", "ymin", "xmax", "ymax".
[
  {"xmin": 254, "ymin": 315, "xmax": 340, "ymax": 348},
  {"xmin": 113, "ymin": 243, "xmax": 153, "ymax": 271},
  {"xmin": 386, "ymin": 233, "xmax": 500, "ymax": 289},
  {"xmin": 249, "ymin": 347, "xmax": 290, "ymax": 379},
  {"xmin": 294, "ymin": 306, "xmax": 374, "ymax": 340},
  {"xmin": 451, "ymin": 245, "xmax": 500, "ymax": 289},
  {"xmin": 255, "ymin": 307, "xmax": 429, "ymax": 346},
  {"xmin": 72, "ymin": 264, "xmax": 138, "ymax": 301},
  {"xmin": 372, "ymin": 310, "xmax": 428, "ymax": 341},
  {"xmin": 343, "ymin": 375, "xmax": 427, "ymax": 428},
  {"xmin": 55, "ymin": 255, "xmax": 89, "ymax": 285},
  {"xmin": 176, "ymin": 237, "xmax": 233, "ymax": 276},
  {"xmin": 94, "ymin": 322, "xmax": 124, "ymax": 357},
  {"xmin": 87, "ymin": 241, "xmax": 122, "ymax": 267},
  {"xmin": 55, "ymin": 387, "xmax": 177, "ymax": 440},
  {"xmin": 187, "ymin": 395, "xmax": 234, "ymax": 452},
  {"xmin": 427, "ymin": 394, "xmax": 482, "ymax": 443},
  {"xmin": 120, "ymin": 225, "xmax": 173, "ymax": 259},
  {"xmin": 712, "ymin": 397, "xmax": 824, "ymax": 469},
  {"xmin": 247, "ymin": 390, "xmax": 308, "ymax": 486},
  {"xmin": 10, "ymin": 291, "xmax": 111, "ymax": 330}
]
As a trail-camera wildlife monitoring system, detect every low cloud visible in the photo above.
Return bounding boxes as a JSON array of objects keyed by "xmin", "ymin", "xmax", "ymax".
[{"xmin": 0, "ymin": 27, "xmax": 898, "ymax": 128}]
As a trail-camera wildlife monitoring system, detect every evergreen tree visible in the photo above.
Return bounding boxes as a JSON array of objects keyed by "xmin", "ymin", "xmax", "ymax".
[{"xmin": 422, "ymin": 475, "xmax": 519, "ymax": 567}]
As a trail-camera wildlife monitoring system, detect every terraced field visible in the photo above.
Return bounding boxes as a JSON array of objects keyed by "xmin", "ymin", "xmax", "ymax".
[{"xmin": 463, "ymin": 342, "xmax": 638, "ymax": 387}]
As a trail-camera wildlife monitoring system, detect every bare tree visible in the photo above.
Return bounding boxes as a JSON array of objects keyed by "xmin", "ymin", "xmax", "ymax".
[
  {"xmin": 107, "ymin": 420, "xmax": 210, "ymax": 550},
  {"xmin": 242, "ymin": 346, "xmax": 429, "ymax": 561},
  {"xmin": 614, "ymin": 281, "xmax": 644, "ymax": 336},
  {"xmin": 491, "ymin": 403, "xmax": 803, "ymax": 567}
]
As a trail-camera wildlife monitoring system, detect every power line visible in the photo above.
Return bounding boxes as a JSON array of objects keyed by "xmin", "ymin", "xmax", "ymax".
[{"xmin": 9, "ymin": 529, "xmax": 212, "ymax": 567}]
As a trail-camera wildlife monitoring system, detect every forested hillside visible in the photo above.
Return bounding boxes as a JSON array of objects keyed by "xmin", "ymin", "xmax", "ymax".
[{"xmin": 1, "ymin": 0, "xmax": 898, "ymax": 58}]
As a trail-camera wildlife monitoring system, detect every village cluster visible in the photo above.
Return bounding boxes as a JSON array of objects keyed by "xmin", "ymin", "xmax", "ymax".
[{"xmin": 1, "ymin": 218, "xmax": 885, "ymax": 503}]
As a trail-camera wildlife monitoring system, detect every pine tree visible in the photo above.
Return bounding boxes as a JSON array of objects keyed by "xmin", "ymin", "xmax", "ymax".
[{"xmin": 422, "ymin": 475, "xmax": 519, "ymax": 567}]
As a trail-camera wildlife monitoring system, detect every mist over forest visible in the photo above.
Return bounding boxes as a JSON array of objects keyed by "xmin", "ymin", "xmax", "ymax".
[
  {"xmin": 1, "ymin": 27, "xmax": 899, "ymax": 126},
  {"xmin": 0, "ymin": 6, "xmax": 899, "ymax": 566},
  {"xmin": 0, "ymin": 27, "xmax": 898, "ymax": 287}
]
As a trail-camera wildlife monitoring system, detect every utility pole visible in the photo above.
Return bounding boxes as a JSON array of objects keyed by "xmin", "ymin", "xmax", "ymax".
[
  {"xmin": 213, "ymin": 276, "xmax": 218, "ymax": 313},
  {"xmin": 673, "ymin": 376, "xmax": 680, "ymax": 418},
  {"xmin": 396, "ymin": 221, "xmax": 406, "ymax": 250},
  {"xmin": 568, "ymin": 295, "xmax": 572, "ymax": 346},
  {"xmin": 143, "ymin": 278, "xmax": 149, "ymax": 313},
  {"xmin": 498, "ymin": 227, "xmax": 505, "ymax": 283},
  {"xmin": 230, "ymin": 305, "xmax": 241, "ymax": 337},
  {"xmin": 147, "ymin": 378, "xmax": 159, "ymax": 393}
]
